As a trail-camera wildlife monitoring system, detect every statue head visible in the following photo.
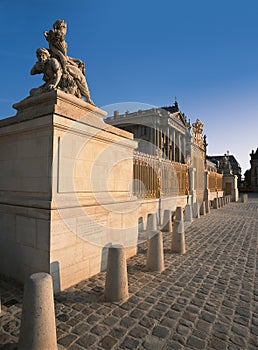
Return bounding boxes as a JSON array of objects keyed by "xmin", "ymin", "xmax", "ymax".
[
  {"xmin": 36, "ymin": 48, "xmax": 50, "ymax": 62},
  {"xmin": 53, "ymin": 19, "xmax": 67, "ymax": 35}
]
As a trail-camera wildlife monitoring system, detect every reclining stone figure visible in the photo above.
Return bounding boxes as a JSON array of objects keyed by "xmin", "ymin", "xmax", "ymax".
[{"xmin": 30, "ymin": 20, "xmax": 95, "ymax": 105}]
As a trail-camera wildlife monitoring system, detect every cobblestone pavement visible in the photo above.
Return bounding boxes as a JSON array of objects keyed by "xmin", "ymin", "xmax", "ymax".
[{"xmin": 1, "ymin": 194, "xmax": 258, "ymax": 349}]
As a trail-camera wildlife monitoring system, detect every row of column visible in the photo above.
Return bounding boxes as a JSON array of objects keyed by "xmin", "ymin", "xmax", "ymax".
[{"xmin": 149, "ymin": 126, "xmax": 186, "ymax": 163}]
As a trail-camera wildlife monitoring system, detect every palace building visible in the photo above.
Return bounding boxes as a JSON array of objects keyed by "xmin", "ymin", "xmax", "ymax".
[{"xmin": 106, "ymin": 102, "xmax": 208, "ymax": 203}]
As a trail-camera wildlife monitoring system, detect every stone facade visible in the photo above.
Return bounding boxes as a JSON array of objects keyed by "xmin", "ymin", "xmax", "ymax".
[
  {"xmin": 106, "ymin": 103, "xmax": 207, "ymax": 204},
  {"xmin": 207, "ymin": 153, "xmax": 242, "ymax": 186},
  {"xmin": 106, "ymin": 102, "xmax": 191, "ymax": 163}
]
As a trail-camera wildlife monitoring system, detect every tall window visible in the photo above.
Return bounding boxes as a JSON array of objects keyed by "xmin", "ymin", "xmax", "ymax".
[
  {"xmin": 140, "ymin": 126, "xmax": 147, "ymax": 136},
  {"xmin": 255, "ymin": 166, "xmax": 258, "ymax": 175}
]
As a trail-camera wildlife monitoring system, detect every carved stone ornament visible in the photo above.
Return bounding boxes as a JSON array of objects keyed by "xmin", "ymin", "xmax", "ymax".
[
  {"xmin": 30, "ymin": 20, "xmax": 95, "ymax": 105},
  {"xmin": 192, "ymin": 118, "xmax": 204, "ymax": 149},
  {"xmin": 219, "ymin": 153, "xmax": 232, "ymax": 175}
]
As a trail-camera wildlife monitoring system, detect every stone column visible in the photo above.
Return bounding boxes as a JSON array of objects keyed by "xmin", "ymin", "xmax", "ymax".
[
  {"xmin": 166, "ymin": 127, "xmax": 170, "ymax": 159},
  {"xmin": 172, "ymin": 129, "xmax": 176, "ymax": 161},
  {"xmin": 178, "ymin": 133, "xmax": 181, "ymax": 163},
  {"xmin": 189, "ymin": 167, "xmax": 197, "ymax": 205},
  {"xmin": 204, "ymin": 170, "xmax": 210, "ymax": 212}
]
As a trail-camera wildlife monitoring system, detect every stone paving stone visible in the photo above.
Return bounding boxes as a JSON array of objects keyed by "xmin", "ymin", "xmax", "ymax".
[
  {"xmin": 119, "ymin": 336, "xmax": 139, "ymax": 349},
  {"xmin": 99, "ymin": 335, "xmax": 118, "ymax": 349},
  {"xmin": 129, "ymin": 325, "xmax": 148, "ymax": 339},
  {"xmin": 1, "ymin": 195, "xmax": 258, "ymax": 349},
  {"xmin": 76, "ymin": 333, "xmax": 98, "ymax": 347},
  {"xmin": 187, "ymin": 335, "xmax": 206, "ymax": 349},
  {"xmin": 152, "ymin": 325, "xmax": 169, "ymax": 339},
  {"xmin": 109, "ymin": 326, "xmax": 127, "ymax": 339},
  {"xmin": 58, "ymin": 333, "xmax": 78, "ymax": 347}
]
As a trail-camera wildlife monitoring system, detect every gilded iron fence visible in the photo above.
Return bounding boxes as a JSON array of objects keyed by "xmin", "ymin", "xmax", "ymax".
[
  {"xmin": 133, "ymin": 151, "xmax": 189, "ymax": 199},
  {"xmin": 208, "ymin": 172, "xmax": 223, "ymax": 192}
]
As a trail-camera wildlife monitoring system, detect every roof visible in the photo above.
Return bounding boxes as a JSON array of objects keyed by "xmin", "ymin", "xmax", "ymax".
[{"xmin": 207, "ymin": 155, "xmax": 242, "ymax": 172}]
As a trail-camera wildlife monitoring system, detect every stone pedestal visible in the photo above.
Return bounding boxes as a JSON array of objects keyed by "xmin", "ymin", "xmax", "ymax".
[{"xmin": 0, "ymin": 90, "xmax": 138, "ymax": 291}]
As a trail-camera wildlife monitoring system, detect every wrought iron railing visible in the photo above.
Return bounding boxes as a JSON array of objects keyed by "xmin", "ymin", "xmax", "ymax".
[
  {"xmin": 133, "ymin": 151, "xmax": 189, "ymax": 199},
  {"xmin": 208, "ymin": 172, "xmax": 223, "ymax": 192}
]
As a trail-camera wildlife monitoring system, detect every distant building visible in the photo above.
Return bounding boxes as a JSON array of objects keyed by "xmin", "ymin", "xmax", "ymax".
[
  {"xmin": 206, "ymin": 153, "xmax": 242, "ymax": 186},
  {"xmin": 250, "ymin": 148, "xmax": 258, "ymax": 191},
  {"xmin": 106, "ymin": 101, "xmax": 209, "ymax": 202},
  {"xmin": 106, "ymin": 101, "xmax": 191, "ymax": 163}
]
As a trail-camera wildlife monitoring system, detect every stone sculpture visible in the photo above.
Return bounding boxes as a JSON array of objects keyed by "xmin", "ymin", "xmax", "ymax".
[{"xmin": 30, "ymin": 20, "xmax": 95, "ymax": 105}]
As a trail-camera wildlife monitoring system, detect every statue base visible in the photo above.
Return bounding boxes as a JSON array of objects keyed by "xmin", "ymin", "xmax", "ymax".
[{"xmin": 0, "ymin": 90, "xmax": 138, "ymax": 292}]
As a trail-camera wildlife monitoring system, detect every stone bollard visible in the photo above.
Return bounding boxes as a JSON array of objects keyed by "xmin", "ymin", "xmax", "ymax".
[
  {"xmin": 18, "ymin": 273, "xmax": 57, "ymax": 350},
  {"xmin": 146, "ymin": 213, "xmax": 157, "ymax": 236},
  {"xmin": 175, "ymin": 206, "xmax": 183, "ymax": 221},
  {"xmin": 138, "ymin": 217, "xmax": 144, "ymax": 232},
  {"xmin": 104, "ymin": 244, "xmax": 129, "ymax": 303},
  {"xmin": 184, "ymin": 204, "xmax": 193, "ymax": 223},
  {"xmin": 171, "ymin": 207, "xmax": 186, "ymax": 254},
  {"xmin": 146, "ymin": 230, "xmax": 165, "ymax": 272},
  {"xmin": 193, "ymin": 202, "xmax": 200, "ymax": 218},
  {"xmin": 200, "ymin": 201, "xmax": 206, "ymax": 216},
  {"xmin": 213, "ymin": 198, "xmax": 219, "ymax": 209},
  {"xmin": 161, "ymin": 210, "xmax": 172, "ymax": 232},
  {"xmin": 206, "ymin": 199, "xmax": 210, "ymax": 214},
  {"xmin": 171, "ymin": 222, "xmax": 186, "ymax": 254},
  {"xmin": 241, "ymin": 194, "xmax": 248, "ymax": 203}
]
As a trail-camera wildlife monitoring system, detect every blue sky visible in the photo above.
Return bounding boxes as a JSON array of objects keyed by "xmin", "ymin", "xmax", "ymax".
[{"xmin": 0, "ymin": 0, "xmax": 258, "ymax": 172}]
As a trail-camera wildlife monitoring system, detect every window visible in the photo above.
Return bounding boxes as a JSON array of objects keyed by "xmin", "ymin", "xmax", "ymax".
[
  {"xmin": 256, "ymin": 166, "xmax": 258, "ymax": 175},
  {"xmin": 140, "ymin": 126, "xmax": 147, "ymax": 136}
]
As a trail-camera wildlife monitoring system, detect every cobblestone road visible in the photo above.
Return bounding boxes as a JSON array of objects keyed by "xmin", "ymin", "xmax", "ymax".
[{"xmin": 1, "ymin": 194, "xmax": 258, "ymax": 349}]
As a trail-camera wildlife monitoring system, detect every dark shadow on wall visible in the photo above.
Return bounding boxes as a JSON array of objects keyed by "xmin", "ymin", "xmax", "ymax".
[{"xmin": 100, "ymin": 242, "xmax": 112, "ymax": 272}]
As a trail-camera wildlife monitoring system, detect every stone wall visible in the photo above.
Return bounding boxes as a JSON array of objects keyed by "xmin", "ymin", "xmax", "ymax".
[{"xmin": 0, "ymin": 90, "xmax": 138, "ymax": 291}]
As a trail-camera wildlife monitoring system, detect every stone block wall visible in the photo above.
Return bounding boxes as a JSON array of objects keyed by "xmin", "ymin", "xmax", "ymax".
[{"xmin": 0, "ymin": 90, "xmax": 138, "ymax": 291}]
